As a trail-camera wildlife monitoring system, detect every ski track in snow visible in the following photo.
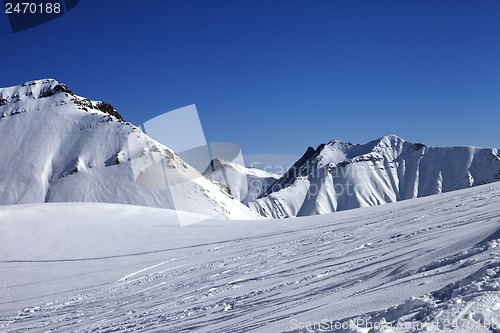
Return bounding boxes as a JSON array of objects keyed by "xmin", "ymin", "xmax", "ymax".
[{"xmin": 0, "ymin": 184, "xmax": 499, "ymax": 332}]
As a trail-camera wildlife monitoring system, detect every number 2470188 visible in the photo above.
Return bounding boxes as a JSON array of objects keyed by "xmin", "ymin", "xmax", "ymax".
[{"xmin": 5, "ymin": 2, "xmax": 61, "ymax": 14}]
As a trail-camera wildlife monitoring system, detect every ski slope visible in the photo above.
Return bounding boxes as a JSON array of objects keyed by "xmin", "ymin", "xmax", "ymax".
[{"xmin": 0, "ymin": 182, "xmax": 499, "ymax": 332}]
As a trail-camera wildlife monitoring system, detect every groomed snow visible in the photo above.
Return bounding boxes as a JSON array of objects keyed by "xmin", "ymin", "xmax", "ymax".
[{"xmin": 0, "ymin": 182, "xmax": 499, "ymax": 332}]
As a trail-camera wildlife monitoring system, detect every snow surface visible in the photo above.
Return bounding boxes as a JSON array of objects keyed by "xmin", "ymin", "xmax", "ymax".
[
  {"xmin": 0, "ymin": 79, "xmax": 258, "ymax": 220},
  {"xmin": 0, "ymin": 183, "xmax": 499, "ymax": 332},
  {"xmin": 249, "ymin": 135, "xmax": 500, "ymax": 218}
]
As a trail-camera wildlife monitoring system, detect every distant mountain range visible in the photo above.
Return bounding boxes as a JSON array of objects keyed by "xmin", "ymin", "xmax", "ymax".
[
  {"xmin": 247, "ymin": 135, "xmax": 500, "ymax": 218},
  {"xmin": 1, "ymin": 79, "xmax": 499, "ymax": 219}
]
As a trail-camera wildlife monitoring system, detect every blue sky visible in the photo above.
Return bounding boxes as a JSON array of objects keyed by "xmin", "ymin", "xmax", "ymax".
[{"xmin": 1, "ymin": 0, "xmax": 499, "ymax": 168}]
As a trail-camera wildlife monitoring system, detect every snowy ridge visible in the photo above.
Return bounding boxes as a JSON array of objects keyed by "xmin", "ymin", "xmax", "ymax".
[
  {"xmin": 0, "ymin": 183, "xmax": 499, "ymax": 332},
  {"xmin": 249, "ymin": 135, "xmax": 500, "ymax": 218},
  {"xmin": 0, "ymin": 79, "xmax": 258, "ymax": 219},
  {"xmin": 204, "ymin": 158, "xmax": 280, "ymax": 203}
]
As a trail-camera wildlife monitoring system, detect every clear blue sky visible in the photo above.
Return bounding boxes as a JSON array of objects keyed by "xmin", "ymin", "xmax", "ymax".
[{"xmin": 1, "ymin": 0, "xmax": 499, "ymax": 168}]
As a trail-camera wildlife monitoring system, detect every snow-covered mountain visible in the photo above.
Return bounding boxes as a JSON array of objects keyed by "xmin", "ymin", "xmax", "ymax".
[
  {"xmin": 203, "ymin": 158, "xmax": 280, "ymax": 204},
  {"xmin": 0, "ymin": 79, "xmax": 258, "ymax": 219},
  {"xmin": 248, "ymin": 135, "xmax": 500, "ymax": 218},
  {"xmin": 2, "ymin": 79, "xmax": 498, "ymax": 221}
]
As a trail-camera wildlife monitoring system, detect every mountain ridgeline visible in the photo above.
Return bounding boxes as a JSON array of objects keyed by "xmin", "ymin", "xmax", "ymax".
[
  {"xmin": 247, "ymin": 135, "xmax": 500, "ymax": 218},
  {"xmin": 0, "ymin": 79, "xmax": 499, "ymax": 219}
]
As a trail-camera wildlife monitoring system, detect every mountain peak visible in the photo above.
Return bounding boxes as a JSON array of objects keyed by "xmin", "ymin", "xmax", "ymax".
[
  {"xmin": 374, "ymin": 134, "xmax": 406, "ymax": 147},
  {"xmin": 0, "ymin": 79, "xmax": 124, "ymax": 121},
  {"xmin": 205, "ymin": 158, "xmax": 228, "ymax": 174},
  {"xmin": 18, "ymin": 78, "xmax": 72, "ymax": 96},
  {"xmin": 0, "ymin": 78, "xmax": 72, "ymax": 104},
  {"xmin": 379, "ymin": 134, "xmax": 404, "ymax": 141},
  {"xmin": 371, "ymin": 134, "xmax": 406, "ymax": 152},
  {"xmin": 21, "ymin": 78, "xmax": 60, "ymax": 87}
]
